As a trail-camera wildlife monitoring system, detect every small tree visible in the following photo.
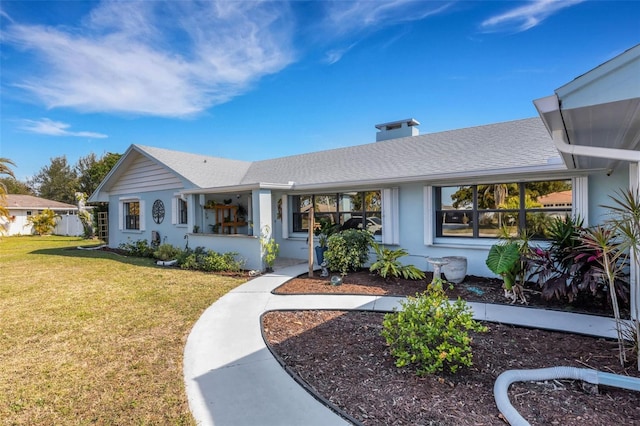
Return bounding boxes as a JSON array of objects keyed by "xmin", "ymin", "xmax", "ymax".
[
  {"xmin": 27, "ymin": 209, "xmax": 58, "ymax": 235},
  {"xmin": 260, "ymin": 225, "xmax": 279, "ymax": 272}
]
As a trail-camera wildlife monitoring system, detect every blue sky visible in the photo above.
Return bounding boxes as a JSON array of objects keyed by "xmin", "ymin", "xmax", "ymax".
[{"xmin": 1, "ymin": 0, "xmax": 639, "ymax": 181}]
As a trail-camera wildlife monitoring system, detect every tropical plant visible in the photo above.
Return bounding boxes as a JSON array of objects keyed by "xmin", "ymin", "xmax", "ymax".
[
  {"xmin": 370, "ymin": 243, "xmax": 425, "ymax": 280},
  {"xmin": 486, "ymin": 242, "xmax": 520, "ymax": 293},
  {"xmin": 324, "ymin": 229, "xmax": 374, "ymax": 276},
  {"xmin": 0, "ymin": 157, "xmax": 17, "ymax": 226},
  {"xmin": 485, "ymin": 228, "xmax": 534, "ymax": 304},
  {"xmin": 381, "ymin": 282, "xmax": 487, "ymax": 375},
  {"xmin": 602, "ymin": 188, "xmax": 640, "ymax": 369},
  {"xmin": 260, "ymin": 225, "xmax": 279, "ymax": 271},
  {"xmin": 577, "ymin": 225, "xmax": 629, "ymax": 366},
  {"xmin": 527, "ymin": 215, "xmax": 588, "ymax": 302},
  {"xmin": 27, "ymin": 208, "xmax": 59, "ymax": 235}
]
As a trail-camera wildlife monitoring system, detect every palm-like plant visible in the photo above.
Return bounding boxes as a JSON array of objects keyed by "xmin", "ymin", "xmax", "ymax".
[
  {"xmin": 0, "ymin": 157, "xmax": 17, "ymax": 224},
  {"xmin": 577, "ymin": 224, "xmax": 628, "ymax": 366},
  {"xmin": 602, "ymin": 188, "xmax": 640, "ymax": 369},
  {"xmin": 370, "ymin": 243, "xmax": 425, "ymax": 281},
  {"xmin": 486, "ymin": 227, "xmax": 533, "ymax": 304}
]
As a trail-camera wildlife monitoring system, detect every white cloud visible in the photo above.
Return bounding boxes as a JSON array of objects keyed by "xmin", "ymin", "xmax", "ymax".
[
  {"xmin": 4, "ymin": 0, "xmax": 453, "ymax": 113},
  {"xmin": 481, "ymin": 0, "xmax": 585, "ymax": 33},
  {"xmin": 317, "ymin": 1, "xmax": 453, "ymax": 64},
  {"xmin": 4, "ymin": 1, "xmax": 295, "ymax": 117},
  {"xmin": 322, "ymin": 0, "xmax": 452, "ymax": 36},
  {"xmin": 19, "ymin": 118, "xmax": 108, "ymax": 139}
]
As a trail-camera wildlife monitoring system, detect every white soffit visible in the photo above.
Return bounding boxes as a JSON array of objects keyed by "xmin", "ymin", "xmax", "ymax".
[{"xmin": 557, "ymin": 44, "xmax": 640, "ymax": 109}]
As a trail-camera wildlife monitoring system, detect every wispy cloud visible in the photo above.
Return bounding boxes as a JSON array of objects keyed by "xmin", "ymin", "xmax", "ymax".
[
  {"xmin": 19, "ymin": 118, "xmax": 108, "ymax": 138},
  {"xmin": 319, "ymin": 0, "xmax": 453, "ymax": 64},
  {"xmin": 4, "ymin": 1, "xmax": 295, "ymax": 117},
  {"xmin": 481, "ymin": 0, "xmax": 585, "ymax": 33},
  {"xmin": 4, "ymin": 0, "xmax": 453, "ymax": 115},
  {"xmin": 322, "ymin": 0, "xmax": 452, "ymax": 36}
]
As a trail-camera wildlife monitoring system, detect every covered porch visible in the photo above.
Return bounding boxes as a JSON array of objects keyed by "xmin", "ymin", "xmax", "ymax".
[{"xmin": 182, "ymin": 182, "xmax": 293, "ymax": 271}]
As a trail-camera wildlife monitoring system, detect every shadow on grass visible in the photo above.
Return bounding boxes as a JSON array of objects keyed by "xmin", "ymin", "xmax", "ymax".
[{"xmin": 29, "ymin": 244, "xmax": 159, "ymax": 268}]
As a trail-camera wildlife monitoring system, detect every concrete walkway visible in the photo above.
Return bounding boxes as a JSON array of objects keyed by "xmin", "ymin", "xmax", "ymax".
[{"xmin": 183, "ymin": 263, "xmax": 622, "ymax": 426}]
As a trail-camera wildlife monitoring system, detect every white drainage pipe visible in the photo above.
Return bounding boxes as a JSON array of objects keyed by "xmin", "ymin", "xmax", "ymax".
[{"xmin": 494, "ymin": 366, "xmax": 640, "ymax": 426}]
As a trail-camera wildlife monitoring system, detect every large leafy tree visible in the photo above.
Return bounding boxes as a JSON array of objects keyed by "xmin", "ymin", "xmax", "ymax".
[
  {"xmin": 29, "ymin": 156, "xmax": 78, "ymax": 204},
  {"xmin": 0, "ymin": 157, "xmax": 17, "ymax": 221},
  {"xmin": 76, "ymin": 152, "xmax": 122, "ymax": 197},
  {"xmin": 0, "ymin": 177, "xmax": 34, "ymax": 195}
]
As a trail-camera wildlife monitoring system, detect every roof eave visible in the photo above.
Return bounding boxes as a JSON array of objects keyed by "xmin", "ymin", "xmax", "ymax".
[{"xmin": 181, "ymin": 182, "xmax": 294, "ymax": 195}]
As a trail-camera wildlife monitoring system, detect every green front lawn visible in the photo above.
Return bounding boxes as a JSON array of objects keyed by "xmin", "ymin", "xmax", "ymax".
[{"xmin": 0, "ymin": 236, "xmax": 246, "ymax": 425}]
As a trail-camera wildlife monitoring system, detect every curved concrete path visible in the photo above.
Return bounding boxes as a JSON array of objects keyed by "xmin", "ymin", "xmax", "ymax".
[{"xmin": 184, "ymin": 263, "xmax": 622, "ymax": 426}]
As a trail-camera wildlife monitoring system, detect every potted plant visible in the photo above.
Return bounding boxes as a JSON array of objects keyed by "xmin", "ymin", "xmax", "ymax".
[{"xmin": 314, "ymin": 218, "xmax": 339, "ymax": 265}]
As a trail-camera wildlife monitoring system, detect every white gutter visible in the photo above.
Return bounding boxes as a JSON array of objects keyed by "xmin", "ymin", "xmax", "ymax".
[
  {"xmin": 552, "ymin": 132, "xmax": 640, "ymax": 163},
  {"xmin": 181, "ymin": 182, "xmax": 294, "ymax": 195}
]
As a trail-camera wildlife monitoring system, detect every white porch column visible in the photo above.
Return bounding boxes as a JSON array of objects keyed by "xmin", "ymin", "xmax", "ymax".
[
  {"xmin": 630, "ymin": 163, "xmax": 640, "ymax": 320},
  {"xmin": 253, "ymin": 189, "xmax": 273, "ymax": 239}
]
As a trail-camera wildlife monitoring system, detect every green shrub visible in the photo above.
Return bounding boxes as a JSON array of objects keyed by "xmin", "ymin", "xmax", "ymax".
[
  {"xmin": 153, "ymin": 243, "xmax": 181, "ymax": 261},
  {"xmin": 177, "ymin": 246, "xmax": 244, "ymax": 272},
  {"xmin": 381, "ymin": 284, "xmax": 487, "ymax": 375},
  {"xmin": 370, "ymin": 243, "xmax": 425, "ymax": 280},
  {"xmin": 324, "ymin": 229, "xmax": 374, "ymax": 275},
  {"xmin": 119, "ymin": 238, "xmax": 155, "ymax": 258}
]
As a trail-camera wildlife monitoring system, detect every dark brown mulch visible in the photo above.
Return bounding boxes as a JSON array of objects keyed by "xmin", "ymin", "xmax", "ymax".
[
  {"xmin": 274, "ymin": 270, "xmax": 627, "ymax": 318},
  {"xmin": 263, "ymin": 271, "xmax": 639, "ymax": 425}
]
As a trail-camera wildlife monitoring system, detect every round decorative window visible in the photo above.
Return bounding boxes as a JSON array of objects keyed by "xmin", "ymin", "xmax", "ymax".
[{"xmin": 152, "ymin": 199, "xmax": 165, "ymax": 224}]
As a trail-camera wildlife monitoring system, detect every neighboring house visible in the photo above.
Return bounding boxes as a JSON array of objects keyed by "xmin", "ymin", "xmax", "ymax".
[
  {"xmin": 89, "ymin": 44, "xmax": 640, "ymax": 305},
  {"xmin": 1, "ymin": 194, "xmax": 82, "ymax": 236}
]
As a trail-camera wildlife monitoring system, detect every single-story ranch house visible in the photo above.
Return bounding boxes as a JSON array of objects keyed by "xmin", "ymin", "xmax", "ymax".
[
  {"xmin": 89, "ymin": 44, "xmax": 640, "ymax": 307},
  {"xmin": 1, "ymin": 194, "xmax": 82, "ymax": 236}
]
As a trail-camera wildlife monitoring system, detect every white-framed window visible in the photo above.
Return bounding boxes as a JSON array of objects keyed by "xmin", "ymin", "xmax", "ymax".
[
  {"xmin": 433, "ymin": 179, "xmax": 573, "ymax": 239},
  {"xmin": 119, "ymin": 198, "xmax": 145, "ymax": 231},
  {"xmin": 178, "ymin": 198, "xmax": 187, "ymax": 225},
  {"xmin": 172, "ymin": 195, "xmax": 188, "ymax": 226}
]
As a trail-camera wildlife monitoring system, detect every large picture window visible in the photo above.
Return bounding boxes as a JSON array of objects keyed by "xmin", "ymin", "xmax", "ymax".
[
  {"xmin": 292, "ymin": 191, "xmax": 382, "ymax": 235},
  {"xmin": 435, "ymin": 180, "xmax": 572, "ymax": 239}
]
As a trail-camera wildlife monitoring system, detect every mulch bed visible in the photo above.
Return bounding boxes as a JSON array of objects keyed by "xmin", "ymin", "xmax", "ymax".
[{"xmin": 263, "ymin": 270, "xmax": 640, "ymax": 425}]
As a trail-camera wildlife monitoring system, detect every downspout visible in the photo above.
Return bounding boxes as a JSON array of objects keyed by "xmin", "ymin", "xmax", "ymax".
[{"xmin": 494, "ymin": 367, "xmax": 640, "ymax": 425}]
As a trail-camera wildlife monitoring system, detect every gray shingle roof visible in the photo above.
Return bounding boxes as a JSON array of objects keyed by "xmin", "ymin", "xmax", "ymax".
[
  {"xmin": 134, "ymin": 145, "xmax": 253, "ymax": 188},
  {"xmin": 241, "ymin": 117, "xmax": 563, "ymax": 186},
  {"xmin": 5, "ymin": 195, "xmax": 77, "ymax": 210},
  {"xmin": 100, "ymin": 117, "xmax": 563, "ymax": 195}
]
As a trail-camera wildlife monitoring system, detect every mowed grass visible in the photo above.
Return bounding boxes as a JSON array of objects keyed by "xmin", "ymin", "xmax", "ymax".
[{"xmin": 0, "ymin": 236, "xmax": 246, "ymax": 425}]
